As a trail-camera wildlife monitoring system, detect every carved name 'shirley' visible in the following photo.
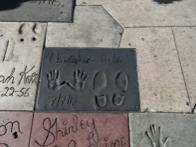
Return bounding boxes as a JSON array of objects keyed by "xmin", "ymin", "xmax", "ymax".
[
  {"xmin": 0, "ymin": 0, "xmax": 74, "ymax": 22},
  {"xmin": 36, "ymin": 48, "xmax": 140, "ymax": 112}
]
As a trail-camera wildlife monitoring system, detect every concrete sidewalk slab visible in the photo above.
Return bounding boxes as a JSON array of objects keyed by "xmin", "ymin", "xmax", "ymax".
[
  {"xmin": 36, "ymin": 48, "xmax": 139, "ymax": 112},
  {"xmin": 30, "ymin": 113, "xmax": 129, "ymax": 147},
  {"xmin": 0, "ymin": 111, "xmax": 33, "ymax": 147},
  {"xmin": 120, "ymin": 27, "xmax": 191, "ymax": 112},
  {"xmin": 173, "ymin": 27, "xmax": 196, "ymax": 112},
  {"xmin": 46, "ymin": 6, "xmax": 123, "ymax": 48},
  {"xmin": 0, "ymin": 22, "xmax": 46, "ymax": 110},
  {"xmin": 129, "ymin": 113, "xmax": 196, "ymax": 147},
  {"xmin": 0, "ymin": 0, "xmax": 75, "ymax": 22},
  {"xmin": 77, "ymin": 0, "xmax": 196, "ymax": 27}
]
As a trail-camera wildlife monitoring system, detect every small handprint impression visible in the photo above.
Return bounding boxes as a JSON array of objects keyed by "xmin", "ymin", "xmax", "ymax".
[
  {"xmin": 47, "ymin": 70, "xmax": 66, "ymax": 91},
  {"xmin": 66, "ymin": 70, "xmax": 89, "ymax": 91},
  {"xmin": 146, "ymin": 125, "xmax": 169, "ymax": 147}
]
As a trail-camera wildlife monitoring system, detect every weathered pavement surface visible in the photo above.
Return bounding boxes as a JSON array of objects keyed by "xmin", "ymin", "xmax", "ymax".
[{"xmin": 0, "ymin": 0, "xmax": 196, "ymax": 146}]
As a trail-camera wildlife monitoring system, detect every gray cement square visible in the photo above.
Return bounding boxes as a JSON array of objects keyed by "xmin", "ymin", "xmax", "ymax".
[
  {"xmin": 0, "ymin": 0, "xmax": 74, "ymax": 22},
  {"xmin": 129, "ymin": 113, "xmax": 196, "ymax": 147},
  {"xmin": 173, "ymin": 27, "xmax": 196, "ymax": 113},
  {"xmin": 46, "ymin": 6, "xmax": 123, "ymax": 48},
  {"xmin": 121, "ymin": 27, "xmax": 191, "ymax": 112},
  {"xmin": 36, "ymin": 48, "xmax": 139, "ymax": 112}
]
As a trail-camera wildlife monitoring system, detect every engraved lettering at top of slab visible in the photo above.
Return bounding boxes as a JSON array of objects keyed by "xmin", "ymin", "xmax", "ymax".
[
  {"xmin": 0, "ymin": 0, "xmax": 74, "ymax": 22},
  {"xmin": 36, "ymin": 48, "xmax": 139, "ymax": 111}
]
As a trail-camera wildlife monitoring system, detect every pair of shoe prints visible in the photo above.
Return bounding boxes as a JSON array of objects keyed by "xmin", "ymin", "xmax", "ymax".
[
  {"xmin": 36, "ymin": 48, "xmax": 140, "ymax": 112},
  {"xmin": 0, "ymin": 22, "xmax": 139, "ymax": 112}
]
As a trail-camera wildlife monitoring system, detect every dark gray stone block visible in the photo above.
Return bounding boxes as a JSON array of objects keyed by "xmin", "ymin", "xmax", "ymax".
[
  {"xmin": 36, "ymin": 48, "xmax": 139, "ymax": 112},
  {"xmin": 0, "ymin": 0, "xmax": 74, "ymax": 22}
]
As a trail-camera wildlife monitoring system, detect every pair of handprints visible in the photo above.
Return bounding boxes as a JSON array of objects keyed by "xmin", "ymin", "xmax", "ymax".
[
  {"xmin": 47, "ymin": 70, "xmax": 129, "ymax": 108},
  {"xmin": 47, "ymin": 70, "xmax": 89, "ymax": 91}
]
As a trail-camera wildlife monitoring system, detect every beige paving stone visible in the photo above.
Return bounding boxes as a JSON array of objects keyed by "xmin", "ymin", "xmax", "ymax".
[
  {"xmin": 0, "ymin": 22, "xmax": 46, "ymax": 110},
  {"xmin": 46, "ymin": 6, "xmax": 123, "ymax": 48},
  {"xmin": 77, "ymin": 0, "xmax": 196, "ymax": 27},
  {"xmin": 173, "ymin": 27, "xmax": 196, "ymax": 112},
  {"xmin": 120, "ymin": 27, "xmax": 191, "ymax": 112}
]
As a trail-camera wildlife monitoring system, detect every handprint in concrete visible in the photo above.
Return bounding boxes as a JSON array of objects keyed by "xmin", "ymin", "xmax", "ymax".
[
  {"xmin": 47, "ymin": 70, "xmax": 66, "ymax": 91},
  {"xmin": 146, "ymin": 124, "xmax": 169, "ymax": 147},
  {"xmin": 66, "ymin": 70, "xmax": 89, "ymax": 91}
]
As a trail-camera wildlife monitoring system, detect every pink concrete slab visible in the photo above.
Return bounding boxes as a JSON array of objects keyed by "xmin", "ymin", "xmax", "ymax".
[
  {"xmin": 0, "ymin": 111, "xmax": 33, "ymax": 147},
  {"xmin": 30, "ymin": 113, "xmax": 129, "ymax": 147}
]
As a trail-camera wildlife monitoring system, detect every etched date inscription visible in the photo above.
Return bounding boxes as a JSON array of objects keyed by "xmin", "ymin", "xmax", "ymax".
[{"xmin": 0, "ymin": 65, "xmax": 38, "ymax": 98}]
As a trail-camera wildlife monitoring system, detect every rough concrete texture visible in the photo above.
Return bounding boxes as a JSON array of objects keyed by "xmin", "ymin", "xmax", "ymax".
[
  {"xmin": 77, "ymin": 0, "xmax": 196, "ymax": 27},
  {"xmin": 46, "ymin": 6, "xmax": 123, "ymax": 48},
  {"xmin": 173, "ymin": 27, "xmax": 196, "ymax": 112},
  {"xmin": 30, "ymin": 113, "xmax": 129, "ymax": 147},
  {"xmin": 0, "ymin": 0, "xmax": 75, "ymax": 22},
  {"xmin": 36, "ymin": 48, "xmax": 139, "ymax": 112},
  {"xmin": 0, "ymin": 111, "xmax": 33, "ymax": 147},
  {"xmin": 0, "ymin": 22, "xmax": 46, "ymax": 110},
  {"xmin": 129, "ymin": 113, "xmax": 196, "ymax": 147},
  {"xmin": 120, "ymin": 27, "xmax": 191, "ymax": 112}
]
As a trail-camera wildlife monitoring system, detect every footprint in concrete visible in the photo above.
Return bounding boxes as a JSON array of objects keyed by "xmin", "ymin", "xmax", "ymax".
[
  {"xmin": 95, "ymin": 94, "xmax": 108, "ymax": 107},
  {"xmin": 112, "ymin": 93, "xmax": 125, "ymax": 106},
  {"xmin": 115, "ymin": 71, "xmax": 128, "ymax": 93},
  {"xmin": 112, "ymin": 71, "xmax": 128, "ymax": 106},
  {"xmin": 93, "ymin": 71, "xmax": 108, "ymax": 107},
  {"xmin": 93, "ymin": 71, "xmax": 107, "ymax": 92},
  {"xmin": 18, "ymin": 23, "xmax": 42, "ymax": 43}
]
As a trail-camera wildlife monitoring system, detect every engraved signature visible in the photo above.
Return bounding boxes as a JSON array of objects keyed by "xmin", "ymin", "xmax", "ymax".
[{"xmin": 35, "ymin": 115, "xmax": 99, "ymax": 147}]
